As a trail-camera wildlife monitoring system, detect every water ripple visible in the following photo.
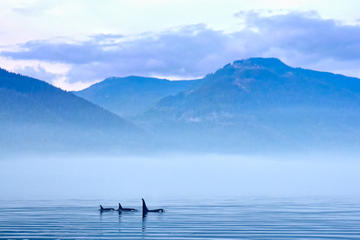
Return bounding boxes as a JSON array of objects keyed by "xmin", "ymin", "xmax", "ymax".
[{"xmin": 0, "ymin": 199, "xmax": 360, "ymax": 239}]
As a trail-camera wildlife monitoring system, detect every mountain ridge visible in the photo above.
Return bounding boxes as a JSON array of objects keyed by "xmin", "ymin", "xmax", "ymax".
[
  {"xmin": 138, "ymin": 57, "xmax": 360, "ymax": 151},
  {"xmin": 0, "ymin": 67, "xmax": 139, "ymax": 155},
  {"xmin": 2, "ymin": 57, "xmax": 360, "ymax": 154},
  {"xmin": 74, "ymin": 75, "xmax": 201, "ymax": 117}
]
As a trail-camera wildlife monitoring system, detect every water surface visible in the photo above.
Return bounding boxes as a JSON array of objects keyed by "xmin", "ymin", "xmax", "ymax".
[{"xmin": 1, "ymin": 198, "xmax": 360, "ymax": 239}]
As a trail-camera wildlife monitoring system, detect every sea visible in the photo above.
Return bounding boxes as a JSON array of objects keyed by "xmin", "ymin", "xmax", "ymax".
[{"xmin": 1, "ymin": 197, "xmax": 360, "ymax": 239}]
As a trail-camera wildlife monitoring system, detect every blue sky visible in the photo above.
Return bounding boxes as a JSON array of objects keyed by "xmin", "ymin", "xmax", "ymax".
[{"xmin": 0, "ymin": 0, "xmax": 359, "ymax": 90}]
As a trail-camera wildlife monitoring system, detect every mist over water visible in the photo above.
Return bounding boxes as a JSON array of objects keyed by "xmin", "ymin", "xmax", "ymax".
[
  {"xmin": 1, "ymin": 154, "xmax": 360, "ymax": 239},
  {"xmin": 1, "ymin": 153, "xmax": 359, "ymax": 200}
]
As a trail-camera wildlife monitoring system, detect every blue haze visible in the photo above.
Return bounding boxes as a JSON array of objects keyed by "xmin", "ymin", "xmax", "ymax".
[
  {"xmin": 1, "ymin": 7, "xmax": 360, "ymax": 240},
  {"xmin": 1, "ymin": 154, "xmax": 359, "ymax": 200},
  {"xmin": 1, "ymin": 56, "xmax": 360, "ymax": 200},
  {"xmin": 2, "ymin": 57, "xmax": 360, "ymax": 155},
  {"xmin": 75, "ymin": 76, "xmax": 201, "ymax": 117}
]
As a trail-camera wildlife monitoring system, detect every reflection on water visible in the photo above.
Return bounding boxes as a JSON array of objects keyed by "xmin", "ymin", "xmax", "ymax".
[
  {"xmin": 0, "ymin": 198, "xmax": 360, "ymax": 239},
  {"xmin": 142, "ymin": 215, "xmax": 147, "ymax": 233}
]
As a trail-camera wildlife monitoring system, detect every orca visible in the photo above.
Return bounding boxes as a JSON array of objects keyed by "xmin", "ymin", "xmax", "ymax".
[
  {"xmin": 99, "ymin": 205, "xmax": 115, "ymax": 212},
  {"xmin": 117, "ymin": 203, "xmax": 137, "ymax": 212},
  {"xmin": 142, "ymin": 198, "xmax": 164, "ymax": 217}
]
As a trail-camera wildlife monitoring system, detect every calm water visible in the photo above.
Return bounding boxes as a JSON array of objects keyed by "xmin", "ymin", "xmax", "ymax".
[{"xmin": 1, "ymin": 198, "xmax": 360, "ymax": 239}]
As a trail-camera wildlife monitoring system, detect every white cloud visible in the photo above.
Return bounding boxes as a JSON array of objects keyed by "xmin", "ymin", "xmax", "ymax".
[
  {"xmin": 1, "ymin": 7, "xmax": 360, "ymax": 90},
  {"xmin": 0, "ymin": 0, "xmax": 359, "ymax": 45},
  {"xmin": 3, "ymin": 12, "xmax": 360, "ymax": 86}
]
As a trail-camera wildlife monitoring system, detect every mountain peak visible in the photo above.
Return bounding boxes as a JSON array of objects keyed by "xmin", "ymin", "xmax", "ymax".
[
  {"xmin": 230, "ymin": 57, "xmax": 290, "ymax": 71},
  {"xmin": 234, "ymin": 57, "xmax": 286, "ymax": 65}
]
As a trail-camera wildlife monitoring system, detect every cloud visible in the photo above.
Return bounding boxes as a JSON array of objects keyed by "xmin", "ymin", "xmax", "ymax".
[
  {"xmin": 1, "ymin": 11, "xmax": 360, "ymax": 90},
  {"xmin": 11, "ymin": 0, "xmax": 60, "ymax": 16},
  {"xmin": 18, "ymin": 65, "xmax": 59, "ymax": 81},
  {"xmin": 239, "ymin": 11, "xmax": 360, "ymax": 60}
]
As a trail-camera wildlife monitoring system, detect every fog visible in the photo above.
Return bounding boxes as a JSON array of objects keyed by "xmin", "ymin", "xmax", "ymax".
[{"xmin": 1, "ymin": 153, "xmax": 359, "ymax": 200}]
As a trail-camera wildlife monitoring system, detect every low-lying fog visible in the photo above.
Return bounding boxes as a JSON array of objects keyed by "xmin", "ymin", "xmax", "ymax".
[{"xmin": 1, "ymin": 153, "xmax": 359, "ymax": 200}]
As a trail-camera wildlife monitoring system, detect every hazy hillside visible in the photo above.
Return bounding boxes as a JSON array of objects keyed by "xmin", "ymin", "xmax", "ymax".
[
  {"xmin": 2, "ymin": 58, "xmax": 360, "ymax": 155},
  {"xmin": 0, "ymin": 68, "xmax": 138, "ymax": 155},
  {"xmin": 74, "ymin": 76, "xmax": 201, "ymax": 117},
  {"xmin": 142, "ymin": 58, "xmax": 360, "ymax": 152}
]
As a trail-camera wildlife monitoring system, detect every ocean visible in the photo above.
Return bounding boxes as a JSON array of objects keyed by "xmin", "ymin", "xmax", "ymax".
[{"xmin": 1, "ymin": 198, "xmax": 360, "ymax": 239}]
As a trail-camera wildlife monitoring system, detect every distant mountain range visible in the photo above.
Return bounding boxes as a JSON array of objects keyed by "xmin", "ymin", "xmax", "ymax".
[
  {"xmin": 2, "ymin": 57, "xmax": 360, "ymax": 155},
  {"xmin": 74, "ymin": 76, "xmax": 201, "ymax": 117},
  {"xmin": 142, "ymin": 58, "xmax": 360, "ymax": 151},
  {"xmin": 152, "ymin": 58, "xmax": 360, "ymax": 117},
  {"xmin": 0, "ymin": 68, "xmax": 138, "ymax": 154}
]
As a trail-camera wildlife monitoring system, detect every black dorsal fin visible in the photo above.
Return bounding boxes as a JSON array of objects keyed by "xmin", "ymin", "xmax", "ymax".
[{"xmin": 142, "ymin": 198, "xmax": 148, "ymax": 216}]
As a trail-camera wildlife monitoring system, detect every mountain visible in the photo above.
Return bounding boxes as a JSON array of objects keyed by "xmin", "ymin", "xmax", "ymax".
[
  {"xmin": 3, "ymin": 58, "xmax": 360, "ymax": 155},
  {"xmin": 143, "ymin": 58, "xmax": 360, "ymax": 152},
  {"xmin": 0, "ymin": 68, "xmax": 138, "ymax": 155},
  {"xmin": 74, "ymin": 76, "xmax": 201, "ymax": 117}
]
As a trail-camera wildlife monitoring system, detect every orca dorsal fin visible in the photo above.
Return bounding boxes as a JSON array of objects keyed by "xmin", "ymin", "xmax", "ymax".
[
  {"xmin": 142, "ymin": 198, "xmax": 149, "ymax": 214},
  {"xmin": 100, "ymin": 205, "xmax": 104, "ymax": 210},
  {"xmin": 118, "ymin": 203, "xmax": 123, "ymax": 210}
]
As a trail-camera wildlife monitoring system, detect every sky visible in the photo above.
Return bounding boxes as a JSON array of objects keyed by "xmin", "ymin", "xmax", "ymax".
[{"xmin": 0, "ymin": 0, "xmax": 360, "ymax": 90}]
